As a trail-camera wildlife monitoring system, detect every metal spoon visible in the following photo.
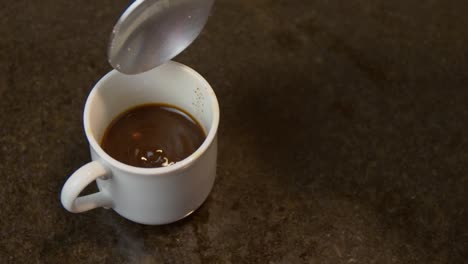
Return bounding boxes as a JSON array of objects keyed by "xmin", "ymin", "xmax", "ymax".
[{"xmin": 108, "ymin": 0, "xmax": 214, "ymax": 74}]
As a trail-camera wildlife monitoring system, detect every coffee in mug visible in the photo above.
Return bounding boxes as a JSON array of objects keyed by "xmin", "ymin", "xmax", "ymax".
[
  {"xmin": 101, "ymin": 103, "xmax": 206, "ymax": 168},
  {"xmin": 60, "ymin": 61, "xmax": 219, "ymax": 225}
]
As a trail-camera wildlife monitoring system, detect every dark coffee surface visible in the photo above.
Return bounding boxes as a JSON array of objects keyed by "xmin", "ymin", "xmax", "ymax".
[{"xmin": 101, "ymin": 104, "xmax": 205, "ymax": 168}]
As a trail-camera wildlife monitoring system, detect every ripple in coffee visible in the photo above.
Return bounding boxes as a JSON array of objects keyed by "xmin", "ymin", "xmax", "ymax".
[{"xmin": 101, "ymin": 104, "xmax": 206, "ymax": 168}]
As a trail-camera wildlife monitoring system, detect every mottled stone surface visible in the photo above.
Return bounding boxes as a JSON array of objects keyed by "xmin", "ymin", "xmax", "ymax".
[{"xmin": 1, "ymin": 0, "xmax": 467, "ymax": 263}]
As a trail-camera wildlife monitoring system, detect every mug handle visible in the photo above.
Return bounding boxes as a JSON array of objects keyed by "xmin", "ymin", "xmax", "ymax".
[{"xmin": 61, "ymin": 161, "xmax": 113, "ymax": 213}]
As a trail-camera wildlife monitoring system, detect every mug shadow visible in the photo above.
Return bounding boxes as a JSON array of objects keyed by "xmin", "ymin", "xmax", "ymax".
[{"xmin": 86, "ymin": 193, "xmax": 213, "ymax": 262}]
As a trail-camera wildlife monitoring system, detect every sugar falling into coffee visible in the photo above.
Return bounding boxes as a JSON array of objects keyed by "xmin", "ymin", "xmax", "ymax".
[{"xmin": 101, "ymin": 104, "xmax": 206, "ymax": 168}]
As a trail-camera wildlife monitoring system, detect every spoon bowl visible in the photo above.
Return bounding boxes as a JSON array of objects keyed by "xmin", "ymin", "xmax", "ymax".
[{"xmin": 108, "ymin": 0, "xmax": 214, "ymax": 74}]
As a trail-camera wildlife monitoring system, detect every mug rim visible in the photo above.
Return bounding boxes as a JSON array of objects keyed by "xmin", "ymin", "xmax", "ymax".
[{"xmin": 83, "ymin": 61, "xmax": 220, "ymax": 176}]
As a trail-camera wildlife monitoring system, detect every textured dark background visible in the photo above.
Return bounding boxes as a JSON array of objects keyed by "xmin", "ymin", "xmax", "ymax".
[{"xmin": 1, "ymin": 0, "xmax": 467, "ymax": 263}]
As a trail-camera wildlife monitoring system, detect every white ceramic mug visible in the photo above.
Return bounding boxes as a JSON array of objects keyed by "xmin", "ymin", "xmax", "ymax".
[{"xmin": 60, "ymin": 61, "xmax": 219, "ymax": 225}]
